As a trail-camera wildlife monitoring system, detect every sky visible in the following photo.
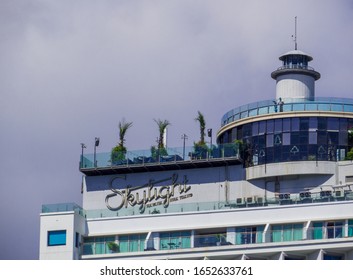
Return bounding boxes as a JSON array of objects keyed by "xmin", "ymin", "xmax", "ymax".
[{"xmin": 1, "ymin": 0, "xmax": 353, "ymax": 260}]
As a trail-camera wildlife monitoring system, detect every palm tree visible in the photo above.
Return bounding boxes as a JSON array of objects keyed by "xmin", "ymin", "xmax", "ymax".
[
  {"xmin": 154, "ymin": 119, "xmax": 170, "ymax": 149},
  {"xmin": 118, "ymin": 119, "xmax": 133, "ymax": 148},
  {"xmin": 195, "ymin": 111, "xmax": 206, "ymax": 145},
  {"xmin": 111, "ymin": 119, "xmax": 132, "ymax": 163}
]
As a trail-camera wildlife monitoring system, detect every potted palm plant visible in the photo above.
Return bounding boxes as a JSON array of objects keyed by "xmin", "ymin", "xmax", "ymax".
[
  {"xmin": 193, "ymin": 111, "xmax": 208, "ymax": 159},
  {"xmin": 151, "ymin": 119, "xmax": 170, "ymax": 160},
  {"xmin": 111, "ymin": 119, "xmax": 133, "ymax": 165},
  {"xmin": 107, "ymin": 241, "xmax": 119, "ymax": 253}
]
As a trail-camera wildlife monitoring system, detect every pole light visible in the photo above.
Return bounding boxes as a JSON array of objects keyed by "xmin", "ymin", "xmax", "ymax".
[
  {"xmin": 207, "ymin": 128, "xmax": 213, "ymax": 148},
  {"xmin": 181, "ymin": 134, "xmax": 188, "ymax": 160},
  {"xmin": 80, "ymin": 143, "xmax": 86, "ymax": 168},
  {"xmin": 94, "ymin": 137, "xmax": 100, "ymax": 168}
]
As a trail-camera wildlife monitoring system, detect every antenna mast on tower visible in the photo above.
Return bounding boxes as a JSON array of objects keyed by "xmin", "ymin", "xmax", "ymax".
[{"xmin": 292, "ymin": 16, "xmax": 298, "ymax": 50}]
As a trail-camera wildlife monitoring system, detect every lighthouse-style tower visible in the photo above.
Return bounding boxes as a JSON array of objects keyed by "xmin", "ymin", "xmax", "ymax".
[
  {"xmin": 271, "ymin": 17, "xmax": 320, "ymax": 101},
  {"xmin": 271, "ymin": 50, "xmax": 321, "ymax": 101}
]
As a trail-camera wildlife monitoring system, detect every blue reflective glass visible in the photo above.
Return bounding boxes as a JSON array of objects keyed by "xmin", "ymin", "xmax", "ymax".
[
  {"xmin": 331, "ymin": 104, "xmax": 343, "ymax": 112},
  {"xmin": 48, "ymin": 230, "xmax": 66, "ymax": 246},
  {"xmin": 258, "ymin": 107, "xmax": 268, "ymax": 115},
  {"xmin": 293, "ymin": 103, "xmax": 305, "ymax": 111},
  {"xmin": 305, "ymin": 103, "xmax": 317, "ymax": 111},
  {"xmin": 282, "ymin": 104, "xmax": 292, "ymax": 112},
  {"xmin": 318, "ymin": 103, "xmax": 330, "ymax": 111},
  {"xmin": 344, "ymin": 105, "xmax": 353, "ymax": 112}
]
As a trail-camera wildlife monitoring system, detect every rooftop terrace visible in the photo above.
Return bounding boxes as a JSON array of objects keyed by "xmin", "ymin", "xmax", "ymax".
[{"xmin": 80, "ymin": 143, "xmax": 242, "ymax": 175}]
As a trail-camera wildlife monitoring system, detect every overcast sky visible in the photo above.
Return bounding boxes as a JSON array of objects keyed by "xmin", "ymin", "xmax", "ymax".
[{"xmin": 1, "ymin": 0, "xmax": 353, "ymax": 260}]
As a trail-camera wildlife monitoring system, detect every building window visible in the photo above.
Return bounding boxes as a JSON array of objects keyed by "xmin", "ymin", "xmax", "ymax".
[
  {"xmin": 271, "ymin": 224, "xmax": 303, "ymax": 242},
  {"xmin": 75, "ymin": 232, "xmax": 79, "ymax": 248},
  {"xmin": 235, "ymin": 226, "xmax": 264, "ymax": 245},
  {"xmin": 119, "ymin": 234, "xmax": 147, "ymax": 253},
  {"xmin": 160, "ymin": 231, "xmax": 191, "ymax": 250},
  {"xmin": 348, "ymin": 220, "xmax": 353, "ymax": 237},
  {"xmin": 48, "ymin": 230, "xmax": 66, "ymax": 246},
  {"xmin": 312, "ymin": 221, "xmax": 344, "ymax": 239},
  {"xmin": 82, "ymin": 236, "xmax": 116, "ymax": 255},
  {"xmin": 326, "ymin": 221, "xmax": 343, "ymax": 239}
]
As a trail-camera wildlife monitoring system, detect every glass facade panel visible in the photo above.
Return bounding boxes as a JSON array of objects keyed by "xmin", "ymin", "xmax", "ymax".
[
  {"xmin": 282, "ymin": 133, "xmax": 290, "ymax": 145},
  {"xmin": 309, "ymin": 132, "xmax": 317, "ymax": 144},
  {"xmin": 48, "ymin": 230, "xmax": 66, "ymax": 246},
  {"xmin": 271, "ymin": 224, "xmax": 302, "ymax": 242},
  {"xmin": 274, "ymin": 119, "xmax": 282, "ymax": 132},
  {"xmin": 293, "ymin": 103, "xmax": 305, "ymax": 111},
  {"xmin": 309, "ymin": 117, "xmax": 318, "ymax": 131},
  {"xmin": 266, "ymin": 120, "xmax": 274, "ymax": 133},
  {"xmin": 160, "ymin": 231, "xmax": 191, "ymax": 250},
  {"xmin": 291, "ymin": 118, "xmax": 299, "ymax": 131},
  {"xmin": 266, "ymin": 134, "xmax": 274, "ymax": 147},
  {"xmin": 305, "ymin": 103, "xmax": 317, "ymax": 111},
  {"xmin": 219, "ymin": 116, "xmax": 352, "ymax": 167},
  {"xmin": 259, "ymin": 121, "xmax": 266, "ymax": 134},
  {"xmin": 318, "ymin": 103, "xmax": 330, "ymax": 111},
  {"xmin": 331, "ymin": 104, "xmax": 343, "ymax": 112},
  {"xmin": 283, "ymin": 118, "xmax": 291, "ymax": 132},
  {"xmin": 344, "ymin": 104, "xmax": 353, "ymax": 112},
  {"xmin": 235, "ymin": 226, "xmax": 264, "ymax": 245},
  {"xmin": 327, "ymin": 118, "xmax": 339, "ymax": 131}
]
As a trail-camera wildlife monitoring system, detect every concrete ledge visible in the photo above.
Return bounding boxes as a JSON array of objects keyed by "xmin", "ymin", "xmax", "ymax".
[{"xmin": 246, "ymin": 161, "xmax": 336, "ymax": 180}]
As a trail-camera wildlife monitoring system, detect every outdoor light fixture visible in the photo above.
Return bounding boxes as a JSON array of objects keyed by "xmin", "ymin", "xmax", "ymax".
[
  {"xmin": 94, "ymin": 137, "xmax": 100, "ymax": 168},
  {"xmin": 181, "ymin": 134, "xmax": 188, "ymax": 160},
  {"xmin": 207, "ymin": 128, "xmax": 212, "ymax": 148},
  {"xmin": 80, "ymin": 143, "xmax": 86, "ymax": 169}
]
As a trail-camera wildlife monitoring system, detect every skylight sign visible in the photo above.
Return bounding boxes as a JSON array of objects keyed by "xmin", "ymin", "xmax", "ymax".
[{"xmin": 105, "ymin": 173, "xmax": 192, "ymax": 213}]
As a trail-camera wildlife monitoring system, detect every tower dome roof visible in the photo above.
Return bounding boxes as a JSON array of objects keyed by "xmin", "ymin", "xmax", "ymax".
[{"xmin": 279, "ymin": 50, "xmax": 313, "ymax": 61}]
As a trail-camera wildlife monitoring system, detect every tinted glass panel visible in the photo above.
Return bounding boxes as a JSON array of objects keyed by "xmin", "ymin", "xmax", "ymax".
[
  {"xmin": 48, "ymin": 230, "xmax": 66, "ymax": 246},
  {"xmin": 327, "ymin": 118, "xmax": 339, "ymax": 131},
  {"xmin": 309, "ymin": 117, "xmax": 318, "ymax": 131},
  {"xmin": 283, "ymin": 118, "xmax": 291, "ymax": 132},
  {"xmin": 259, "ymin": 121, "xmax": 266, "ymax": 134},
  {"xmin": 292, "ymin": 118, "xmax": 300, "ymax": 131},
  {"xmin": 275, "ymin": 119, "xmax": 282, "ymax": 132},
  {"xmin": 266, "ymin": 120, "xmax": 274, "ymax": 133}
]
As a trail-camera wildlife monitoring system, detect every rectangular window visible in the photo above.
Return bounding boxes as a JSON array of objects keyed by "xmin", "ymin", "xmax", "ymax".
[
  {"xmin": 259, "ymin": 121, "xmax": 266, "ymax": 134},
  {"xmin": 282, "ymin": 133, "xmax": 290, "ymax": 145},
  {"xmin": 309, "ymin": 117, "xmax": 318, "ymax": 131},
  {"xmin": 326, "ymin": 221, "xmax": 343, "ymax": 239},
  {"xmin": 327, "ymin": 118, "xmax": 339, "ymax": 131},
  {"xmin": 266, "ymin": 134, "xmax": 274, "ymax": 147},
  {"xmin": 266, "ymin": 120, "xmax": 274, "ymax": 133},
  {"xmin": 283, "ymin": 118, "xmax": 291, "ymax": 132},
  {"xmin": 75, "ymin": 232, "xmax": 79, "ymax": 248},
  {"xmin": 160, "ymin": 231, "xmax": 191, "ymax": 250},
  {"xmin": 274, "ymin": 119, "xmax": 282, "ymax": 132},
  {"xmin": 235, "ymin": 226, "xmax": 264, "ymax": 245},
  {"xmin": 48, "ymin": 230, "xmax": 66, "ymax": 246},
  {"xmin": 309, "ymin": 132, "xmax": 317, "ymax": 144},
  {"xmin": 252, "ymin": 122, "xmax": 258, "ymax": 136},
  {"xmin": 291, "ymin": 118, "xmax": 300, "ymax": 131},
  {"xmin": 271, "ymin": 224, "xmax": 303, "ymax": 242},
  {"xmin": 300, "ymin": 117, "xmax": 309, "ymax": 131},
  {"xmin": 348, "ymin": 220, "xmax": 353, "ymax": 237},
  {"xmin": 119, "ymin": 234, "xmax": 147, "ymax": 253}
]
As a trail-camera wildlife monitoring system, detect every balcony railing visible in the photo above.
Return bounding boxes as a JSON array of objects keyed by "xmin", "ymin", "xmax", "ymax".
[
  {"xmin": 79, "ymin": 144, "xmax": 241, "ymax": 170},
  {"xmin": 221, "ymin": 97, "xmax": 353, "ymax": 127},
  {"xmin": 81, "ymin": 225, "xmax": 353, "ymax": 257},
  {"xmin": 42, "ymin": 189, "xmax": 353, "ymax": 219}
]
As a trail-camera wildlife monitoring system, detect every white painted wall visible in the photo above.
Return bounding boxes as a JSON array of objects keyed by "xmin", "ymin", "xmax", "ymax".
[{"xmin": 276, "ymin": 74, "xmax": 315, "ymax": 100}]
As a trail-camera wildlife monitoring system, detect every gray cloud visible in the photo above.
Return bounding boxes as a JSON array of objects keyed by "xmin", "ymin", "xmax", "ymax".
[{"xmin": 1, "ymin": 0, "xmax": 353, "ymax": 259}]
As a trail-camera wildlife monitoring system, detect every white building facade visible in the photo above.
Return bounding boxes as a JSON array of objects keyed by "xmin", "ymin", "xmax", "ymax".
[{"xmin": 40, "ymin": 48, "xmax": 353, "ymax": 260}]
